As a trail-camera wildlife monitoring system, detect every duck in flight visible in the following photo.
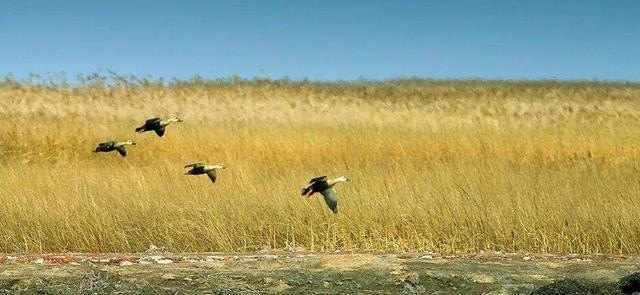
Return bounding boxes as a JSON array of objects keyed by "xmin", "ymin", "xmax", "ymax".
[
  {"xmin": 93, "ymin": 140, "xmax": 136, "ymax": 157},
  {"xmin": 184, "ymin": 163, "xmax": 226, "ymax": 184},
  {"xmin": 135, "ymin": 116, "xmax": 183, "ymax": 137},
  {"xmin": 301, "ymin": 176, "xmax": 350, "ymax": 213}
]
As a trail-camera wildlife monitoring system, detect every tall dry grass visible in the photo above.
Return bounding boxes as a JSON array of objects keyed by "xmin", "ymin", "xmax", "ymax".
[{"xmin": 1, "ymin": 76, "xmax": 640, "ymax": 254}]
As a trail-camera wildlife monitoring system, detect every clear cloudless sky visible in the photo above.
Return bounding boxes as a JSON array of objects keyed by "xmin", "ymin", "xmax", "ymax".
[{"xmin": 1, "ymin": 0, "xmax": 639, "ymax": 81}]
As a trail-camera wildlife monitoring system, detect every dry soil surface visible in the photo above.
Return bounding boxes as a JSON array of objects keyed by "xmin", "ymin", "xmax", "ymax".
[{"xmin": 0, "ymin": 252, "xmax": 638, "ymax": 294}]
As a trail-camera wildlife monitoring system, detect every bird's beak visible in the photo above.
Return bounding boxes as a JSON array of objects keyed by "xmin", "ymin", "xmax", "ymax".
[
  {"xmin": 131, "ymin": 142, "xmax": 137, "ymax": 145},
  {"xmin": 177, "ymin": 119, "xmax": 184, "ymax": 122}
]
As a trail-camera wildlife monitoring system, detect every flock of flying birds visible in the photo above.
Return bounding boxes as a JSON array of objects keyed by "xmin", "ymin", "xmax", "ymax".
[{"xmin": 92, "ymin": 116, "xmax": 349, "ymax": 213}]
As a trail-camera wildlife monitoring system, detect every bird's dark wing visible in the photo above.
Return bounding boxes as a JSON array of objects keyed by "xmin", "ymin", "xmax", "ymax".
[
  {"xmin": 320, "ymin": 188, "xmax": 338, "ymax": 213},
  {"xmin": 115, "ymin": 146, "xmax": 127, "ymax": 157},
  {"xmin": 95, "ymin": 142, "xmax": 113, "ymax": 152},
  {"xmin": 184, "ymin": 163, "xmax": 203, "ymax": 168},
  {"xmin": 145, "ymin": 117, "xmax": 161, "ymax": 124},
  {"xmin": 206, "ymin": 170, "xmax": 217, "ymax": 183},
  {"xmin": 154, "ymin": 127, "xmax": 166, "ymax": 137},
  {"xmin": 309, "ymin": 176, "xmax": 328, "ymax": 184}
]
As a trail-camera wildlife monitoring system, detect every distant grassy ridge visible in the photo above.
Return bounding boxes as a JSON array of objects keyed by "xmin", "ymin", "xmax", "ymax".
[{"xmin": 1, "ymin": 76, "xmax": 639, "ymax": 253}]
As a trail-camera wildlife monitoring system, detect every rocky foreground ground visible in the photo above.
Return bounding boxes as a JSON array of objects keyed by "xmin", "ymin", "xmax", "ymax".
[{"xmin": 0, "ymin": 252, "xmax": 639, "ymax": 294}]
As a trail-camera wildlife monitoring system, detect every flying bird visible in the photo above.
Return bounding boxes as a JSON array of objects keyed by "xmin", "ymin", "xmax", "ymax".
[
  {"xmin": 93, "ymin": 140, "xmax": 136, "ymax": 157},
  {"xmin": 301, "ymin": 176, "xmax": 350, "ymax": 213},
  {"xmin": 184, "ymin": 163, "xmax": 226, "ymax": 184},
  {"xmin": 135, "ymin": 116, "xmax": 183, "ymax": 137}
]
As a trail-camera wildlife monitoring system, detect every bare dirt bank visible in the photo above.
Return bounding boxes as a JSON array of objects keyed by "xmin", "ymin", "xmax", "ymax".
[{"xmin": 0, "ymin": 252, "xmax": 638, "ymax": 294}]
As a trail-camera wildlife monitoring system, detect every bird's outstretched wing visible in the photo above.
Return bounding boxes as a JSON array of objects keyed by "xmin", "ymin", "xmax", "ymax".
[
  {"xmin": 309, "ymin": 176, "xmax": 328, "ymax": 184},
  {"xmin": 320, "ymin": 188, "xmax": 338, "ymax": 213},
  {"xmin": 145, "ymin": 117, "xmax": 161, "ymax": 124},
  {"xmin": 95, "ymin": 143, "xmax": 108, "ymax": 151},
  {"xmin": 98, "ymin": 141, "xmax": 114, "ymax": 147},
  {"xmin": 184, "ymin": 163, "xmax": 203, "ymax": 168},
  {"xmin": 206, "ymin": 170, "xmax": 217, "ymax": 183},
  {"xmin": 154, "ymin": 127, "xmax": 166, "ymax": 137},
  {"xmin": 115, "ymin": 146, "xmax": 127, "ymax": 157}
]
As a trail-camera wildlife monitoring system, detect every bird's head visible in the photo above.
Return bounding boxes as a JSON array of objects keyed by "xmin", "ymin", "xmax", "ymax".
[
  {"xmin": 169, "ymin": 116, "xmax": 183, "ymax": 123},
  {"xmin": 213, "ymin": 163, "xmax": 226, "ymax": 170},
  {"xmin": 126, "ymin": 139, "xmax": 136, "ymax": 145}
]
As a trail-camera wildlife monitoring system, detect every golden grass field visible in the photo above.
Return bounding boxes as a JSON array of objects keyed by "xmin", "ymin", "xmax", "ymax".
[{"xmin": 1, "ymin": 76, "xmax": 640, "ymax": 254}]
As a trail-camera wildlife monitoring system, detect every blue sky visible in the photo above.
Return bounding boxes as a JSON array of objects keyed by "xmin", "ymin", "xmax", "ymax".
[{"xmin": 1, "ymin": 0, "xmax": 639, "ymax": 81}]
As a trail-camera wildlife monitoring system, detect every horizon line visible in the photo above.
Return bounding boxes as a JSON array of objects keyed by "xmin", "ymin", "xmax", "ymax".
[{"xmin": 2, "ymin": 71, "xmax": 640, "ymax": 86}]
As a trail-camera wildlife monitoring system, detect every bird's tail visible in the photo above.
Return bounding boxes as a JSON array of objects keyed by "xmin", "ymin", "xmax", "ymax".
[{"xmin": 301, "ymin": 187, "xmax": 311, "ymax": 196}]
